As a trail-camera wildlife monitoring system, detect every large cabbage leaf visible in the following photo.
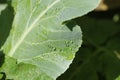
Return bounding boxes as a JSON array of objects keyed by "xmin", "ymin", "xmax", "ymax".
[{"xmin": 0, "ymin": 0, "xmax": 100, "ymax": 80}]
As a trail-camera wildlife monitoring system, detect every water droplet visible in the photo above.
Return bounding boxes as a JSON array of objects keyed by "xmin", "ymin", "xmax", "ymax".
[
  {"xmin": 66, "ymin": 44, "xmax": 69, "ymax": 47},
  {"xmin": 52, "ymin": 47, "xmax": 56, "ymax": 51},
  {"xmin": 53, "ymin": 53, "xmax": 57, "ymax": 57},
  {"xmin": 70, "ymin": 41, "xmax": 73, "ymax": 44},
  {"xmin": 65, "ymin": 41, "xmax": 69, "ymax": 44},
  {"xmin": 65, "ymin": 41, "xmax": 70, "ymax": 47}
]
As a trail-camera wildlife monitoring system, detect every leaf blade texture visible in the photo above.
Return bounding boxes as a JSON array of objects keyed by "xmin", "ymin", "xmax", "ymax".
[{"xmin": 1, "ymin": 0, "xmax": 100, "ymax": 80}]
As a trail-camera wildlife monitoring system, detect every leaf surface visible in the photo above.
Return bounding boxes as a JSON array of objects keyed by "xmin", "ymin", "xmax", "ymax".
[{"xmin": 1, "ymin": 0, "xmax": 100, "ymax": 80}]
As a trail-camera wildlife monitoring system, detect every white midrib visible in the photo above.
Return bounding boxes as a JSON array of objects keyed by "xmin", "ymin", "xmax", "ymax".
[{"xmin": 8, "ymin": 0, "xmax": 60, "ymax": 57}]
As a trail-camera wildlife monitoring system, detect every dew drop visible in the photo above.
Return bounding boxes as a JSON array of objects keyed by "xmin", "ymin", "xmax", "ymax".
[
  {"xmin": 52, "ymin": 47, "xmax": 56, "ymax": 51},
  {"xmin": 65, "ymin": 41, "xmax": 70, "ymax": 47},
  {"xmin": 70, "ymin": 41, "xmax": 73, "ymax": 44}
]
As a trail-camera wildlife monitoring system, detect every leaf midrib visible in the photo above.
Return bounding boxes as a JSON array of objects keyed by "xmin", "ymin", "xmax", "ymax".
[{"xmin": 8, "ymin": 0, "xmax": 60, "ymax": 57}]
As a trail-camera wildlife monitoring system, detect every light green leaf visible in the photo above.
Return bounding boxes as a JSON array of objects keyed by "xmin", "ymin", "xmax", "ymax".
[
  {"xmin": 0, "ymin": 4, "xmax": 7, "ymax": 14},
  {"xmin": 1, "ymin": 0, "xmax": 100, "ymax": 80},
  {"xmin": 0, "ymin": 56, "xmax": 53, "ymax": 80},
  {"xmin": 116, "ymin": 76, "xmax": 120, "ymax": 80}
]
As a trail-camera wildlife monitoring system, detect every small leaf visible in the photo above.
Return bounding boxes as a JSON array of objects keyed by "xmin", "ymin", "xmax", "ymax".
[{"xmin": 0, "ymin": 4, "xmax": 7, "ymax": 14}]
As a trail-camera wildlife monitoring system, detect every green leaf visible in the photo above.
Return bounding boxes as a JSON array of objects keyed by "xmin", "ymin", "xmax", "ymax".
[
  {"xmin": 0, "ymin": 4, "xmax": 7, "ymax": 14},
  {"xmin": 116, "ymin": 76, "xmax": 120, "ymax": 80},
  {"xmin": 0, "ymin": 56, "xmax": 53, "ymax": 80},
  {"xmin": 1, "ymin": 0, "xmax": 100, "ymax": 80}
]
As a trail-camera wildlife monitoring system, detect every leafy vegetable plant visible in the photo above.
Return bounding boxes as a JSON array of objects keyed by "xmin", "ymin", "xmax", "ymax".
[{"xmin": 0, "ymin": 0, "xmax": 100, "ymax": 80}]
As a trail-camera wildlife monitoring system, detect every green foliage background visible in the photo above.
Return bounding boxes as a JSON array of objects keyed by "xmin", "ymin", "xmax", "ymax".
[
  {"xmin": 58, "ymin": 9, "xmax": 120, "ymax": 80},
  {"xmin": 1, "ymin": 0, "xmax": 120, "ymax": 80}
]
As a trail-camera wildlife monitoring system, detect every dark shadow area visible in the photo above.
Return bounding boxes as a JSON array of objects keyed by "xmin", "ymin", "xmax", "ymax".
[
  {"xmin": 63, "ymin": 20, "xmax": 77, "ymax": 31},
  {"xmin": 0, "ymin": 0, "xmax": 7, "ymax": 3},
  {"xmin": 104, "ymin": 0, "xmax": 120, "ymax": 9},
  {"xmin": 0, "ymin": 51, "xmax": 5, "ymax": 80},
  {"xmin": 0, "ymin": 0, "xmax": 14, "ymax": 49},
  {"xmin": 97, "ymin": 72, "xmax": 106, "ymax": 80},
  {"xmin": 88, "ymin": 8, "xmax": 120, "ymax": 19},
  {"xmin": 0, "ymin": 51, "xmax": 5, "ymax": 67}
]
